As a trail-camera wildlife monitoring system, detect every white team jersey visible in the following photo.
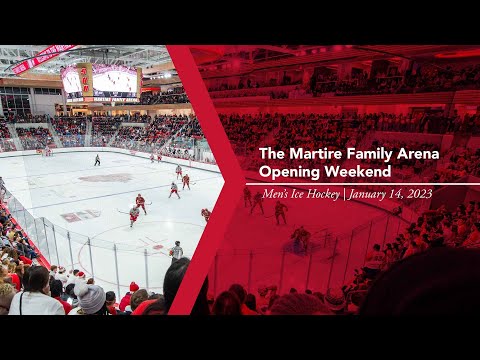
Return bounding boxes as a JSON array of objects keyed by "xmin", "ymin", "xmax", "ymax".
[
  {"xmin": 130, "ymin": 208, "xmax": 139, "ymax": 216},
  {"xmin": 172, "ymin": 246, "xmax": 183, "ymax": 259},
  {"xmin": 176, "ymin": 166, "xmax": 182, "ymax": 172},
  {"xmin": 171, "ymin": 184, "xmax": 178, "ymax": 191}
]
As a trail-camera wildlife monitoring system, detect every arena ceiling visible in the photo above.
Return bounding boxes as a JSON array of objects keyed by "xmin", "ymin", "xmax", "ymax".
[{"xmin": 0, "ymin": 45, "xmax": 172, "ymax": 78}]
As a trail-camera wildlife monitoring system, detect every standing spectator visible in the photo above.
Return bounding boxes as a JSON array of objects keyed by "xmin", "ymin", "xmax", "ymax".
[{"xmin": 8, "ymin": 266, "xmax": 64, "ymax": 315}]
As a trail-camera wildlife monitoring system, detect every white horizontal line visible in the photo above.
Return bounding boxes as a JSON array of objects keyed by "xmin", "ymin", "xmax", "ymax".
[{"xmin": 245, "ymin": 183, "xmax": 480, "ymax": 186}]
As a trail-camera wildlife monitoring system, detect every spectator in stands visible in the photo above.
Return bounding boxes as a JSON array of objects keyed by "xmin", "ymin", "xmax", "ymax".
[
  {"xmin": 50, "ymin": 279, "xmax": 71, "ymax": 315},
  {"xmin": 269, "ymin": 293, "xmax": 332, "ymax": 315},
  {"xmin": 119, "ymin": 281, "xmax": 139, "ymax": 312},
  {"xmin": 105, "ymin": 291, "xmax": 117, "ymax": 315},
  {"xmin": 8, "ymin": 266, "xmax": 64, "ymax": 315},
  {"xmin": 137, "ymin": 294, "xmax": 166, "ymax": 315},
  {"xmin": 162, "ymin": 257, "xmax": 189, "ymax": 314},
  {"xmin": 7, "ymin": 262, "xmax": 21, "ymax": 292},
  {"xmin": 245, "ymin": 293, "xmax": 257, "ymax": 313},
  {"xmin": 65, "ymin": 269, "xmax": 79, "ymax": 288},
  {"xmin": 0, "ymin": 283, "xmax": 15, "ymax": 315},
  {"xmin": 55, "ymin": 266, "xmax": 68, "ymax": 287},
  {"xmin": 359, "ymin": 248, "xmax": 480, "ymax": 315},
  {"xmin": 463, "ymin": 222, "xmax": 480, "ymax": 248},
  {"xmin": 64, "ymin": 283, "xmax": 78, "ymax": 308},
  {"xmin": 130, "ymin": 289, "xmax": 148, "ymax": 312},
  {"xmin": 212, "ymin": 291, "xmax": 242, "ymax": 315},
  {"xmin": 323, "ymin": 288, "xmax": 347, "ymax": 315},
  {"xmin": 363, "ymin": 244, "xmax": 385, "ymax": 279},
  {"xmin": 69, "ymin": 282, "xmax": 108, "ymax": 315},
  {"xmin": 229, "ymin": 283, "xmax": 258, "ymax": 315}
]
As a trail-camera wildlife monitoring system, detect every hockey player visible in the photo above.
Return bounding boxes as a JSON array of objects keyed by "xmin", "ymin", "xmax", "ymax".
[
  {"xmin": 182, "ymin": 174, "xmax": 190, "ymax": 190},
  {"xmin": 169, "ymin": 241, "xmax": 183, "ymax": 264},
  {"xmin": 275, "ymin": 201, "xmax": 288, "ymax": 225},
  {"xmin": 250, "ymin": 191, "xmax": 264, "ymax": 215},
  {"xmin": 169, "ymin": 182, "xmax": 180, "ymax": 199},
  {"xmin": 176, "ymin": 165, "xmax": 182, "ymax": 179},
  {"xmin": 291, "ymin": 226, "xmax": 311, "ymax": 253},
  {"xmin": 244, "ymin": 186, "xmax": 252, "ymax": 208},
  {"xmin": 94, "ymin": 154, "xmax": 100, "ymax": 166},
  {"xmin": 157, "ymin": 153, "xmax": 162, "ymax": 163},
  {"xmin": 201, "ymin": 208, "xmax": 211, "ymax": 223},
  {"xmin": 150, "ymin": 153, "xmax": 155, "ymax": 163},
  {"xmin": 136, "ymin": 193, "xmax": 147, "ymax": 215},
  {"xmin": 129, "ymin": 204, "xmax": 140, "ymax": 228}
]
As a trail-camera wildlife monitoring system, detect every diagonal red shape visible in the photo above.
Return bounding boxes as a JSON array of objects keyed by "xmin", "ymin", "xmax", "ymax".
[{"xmin": 166, "ymin": 45, "xmax": 245, "ymax": 315}]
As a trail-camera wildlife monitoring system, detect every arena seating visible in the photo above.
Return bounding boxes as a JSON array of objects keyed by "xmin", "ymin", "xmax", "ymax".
[
  {"xmin": 52, "ymin": 117, "xmax": 87, "ymax": 147},
  {"xmin": 15, "ymin": 127, "xmax": 55, "ymax": 150}
]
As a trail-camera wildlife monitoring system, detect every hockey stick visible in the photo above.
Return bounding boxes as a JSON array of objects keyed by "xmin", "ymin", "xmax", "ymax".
[
  {"xmin": 145, "ymin": 201, "xmax": 152, "ymax": 205},
  {"xmin": 117, "ymin": 208, "xmax": 129, "ymax": 214}
]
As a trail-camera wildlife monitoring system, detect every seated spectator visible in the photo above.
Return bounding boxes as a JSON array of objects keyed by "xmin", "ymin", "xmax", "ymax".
[
  {"xmin": 323, "ymin": 288, "xmax": 347, "ymax": 315},
  {"xmin": 0, "ymin": 283, "xmax": 16, "ymax": 315},
  {"xmin": 130, "ymin": 289, "xmax": 148, "ymax": 312},
  {"xmin": 212, "ymin": 291, "xmax": 242, "ymax": 315},
  {"xmin": 269, "ymin": 293, "xmax": 332, "ymax": 315},
  {"xmin": 245, "ymin": 293, "xmax": 257, "ymax": 313},
  {"xmin": 359, "ymin": 248, "xmax": 480, "ymax": 315},
  {"xmin": 229, "ymin": 283, "xmax": 258, "ymax": 315},
  {"xmin": 105, "ymin": 291, "xmax": 117, "ymax": 315},
  {"xmin": 119, "ymin": 281, "xmax": 139, "ymax": 312},
  {"xmin": 50, "ymin": 279, "xmax": 71, "ymax": 315},
  {"xmin": 69, "ymin": 282, "xmax": 108, "ymax": 315},
  {"xmin": 8, "ymin": 265, "xmax": 64, "ymax": 315}
]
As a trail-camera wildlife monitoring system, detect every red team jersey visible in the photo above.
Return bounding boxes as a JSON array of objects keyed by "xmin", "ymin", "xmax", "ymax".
[
  {"xmin": 183, "ymin": 175, "xmax": 190, "ymax": 184},
  {"xmin": 130, "ymin": 207, "xmax": 140, "ymax": 221},
  {"xmin": 136, "ymin": 196, "xmax": 145, "ymax": 205}
]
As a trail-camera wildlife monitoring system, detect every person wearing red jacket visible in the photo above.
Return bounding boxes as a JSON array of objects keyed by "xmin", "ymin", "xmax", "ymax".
[{"xmin": 119, "ymin": 281, "xmax": 139, "ymax": 312}]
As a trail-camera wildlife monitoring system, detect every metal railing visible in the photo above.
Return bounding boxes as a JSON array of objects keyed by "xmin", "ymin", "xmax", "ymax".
[
  {"xmin": 209, "ymin": 208, "xmax": 420, "ymax": 297},
  {"xmin": 3, "ymin": 188, "xmax": 167, "ymax": 300}
]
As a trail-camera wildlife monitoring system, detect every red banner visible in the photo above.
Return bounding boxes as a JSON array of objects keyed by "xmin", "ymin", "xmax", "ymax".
[{"xmin": 12, "ymin": 45, "xmax": 77, "ymax": 75}]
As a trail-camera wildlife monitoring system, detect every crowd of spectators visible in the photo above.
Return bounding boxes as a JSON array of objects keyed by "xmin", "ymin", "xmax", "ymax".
[
  {"xmin": 52, "ymin": 117, "xmax": 87, "ymax": 147},
  {"xmin": 137, "ymin": 87, "xmax": 189, "ymax": 105},
  {"xmin": 16, "ymin": 127, "xmax": 55, "ymax": 150},
  {"xmin": 206, "ymin": 61, "xmax": 480, "ymax": 100},
  {"xmin": 91, "ymin": 117, "xmax": 122, "ymax": 146},
  {"xmin": 5, "ymin": 114, "xmax": 50, "ymax": 124},
  {"xmin": 1, "ymin": 202, "xmax": 197, "ymax": 316},
  {"xmin": 0, "ymin": 122, "xmax": 15, "ymax": 152},
  {"xmin": 111, "ymin": 115, "xmax": 191, "ymax": 151},
  {"xmin": 432, "ymin": 146, "xmax": 480, "ymax": 183}
]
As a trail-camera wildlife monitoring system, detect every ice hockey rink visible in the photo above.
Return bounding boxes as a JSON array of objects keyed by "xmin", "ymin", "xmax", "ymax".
[
  {"xmin": 210, "ymin": 184, "xmax": 411, "ymax": 296},
  {"xmin": 2, "ymin": 151, "xmax": 224, "ymax": 297}
]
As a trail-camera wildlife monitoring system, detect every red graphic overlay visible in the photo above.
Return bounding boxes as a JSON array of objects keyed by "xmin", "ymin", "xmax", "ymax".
[
  {"xmin": 167, "ymin": 46, "xmax": 244, "ymax": 315},
  {"xmin": 184, "ymin": 45, "xmax": 480, "ymax": 315},
  {"xmin": 12, "ymin": 45, "xmax": 76, "ymax": 75}
]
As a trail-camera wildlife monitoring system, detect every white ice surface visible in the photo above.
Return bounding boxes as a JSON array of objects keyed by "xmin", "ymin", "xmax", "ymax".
[{"xmin": 2, "ymin": 152, "xmax": 223, "ymax": 298}]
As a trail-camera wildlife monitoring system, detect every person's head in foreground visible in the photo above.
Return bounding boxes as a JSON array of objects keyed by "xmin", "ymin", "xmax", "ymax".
[
  {"xmin": 74, "ymin": 283, "xmax": 107, "ymax": 315},
  {"xmin": 359, "ymin": 247, "xmax": 480, "ymax": 315},
  {"xmin": 212, "ymin": 291, "xmax": 242, "ymax": 315},
  {"xmin": 269, "ymin": 293, "xmax": 332, "ymax": 315}
]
